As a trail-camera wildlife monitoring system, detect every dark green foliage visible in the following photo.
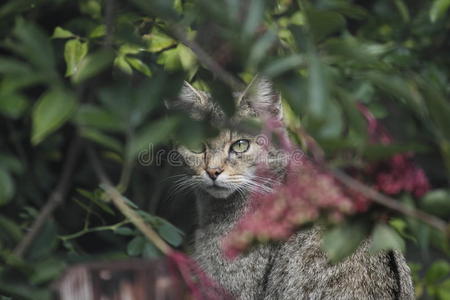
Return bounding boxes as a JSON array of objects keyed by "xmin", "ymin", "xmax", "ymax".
[{"xmin": 0, "ymin": 0, "xmax": 449, "ymax": 299}]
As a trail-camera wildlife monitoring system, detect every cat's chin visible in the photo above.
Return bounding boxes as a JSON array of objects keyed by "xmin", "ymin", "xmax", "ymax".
[{"xmin": 203, "ymin": 186, "xmax": 235, "ymax": 199}]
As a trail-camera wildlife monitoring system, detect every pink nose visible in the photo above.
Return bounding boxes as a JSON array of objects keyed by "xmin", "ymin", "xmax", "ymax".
[{"xmin": 205, "ymin": 167, "xmax": 224, "ymax": 180}]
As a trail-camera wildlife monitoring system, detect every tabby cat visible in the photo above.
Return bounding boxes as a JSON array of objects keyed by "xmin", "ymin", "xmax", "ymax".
[{"xmin": 168, "ymin": 79, "xmax": 414, "ymax": 299}]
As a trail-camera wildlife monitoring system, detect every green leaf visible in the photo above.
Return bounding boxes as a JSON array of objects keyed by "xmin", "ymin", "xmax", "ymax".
[
  {"xmin": 242, "ymin": 0, "xmax": 265, "ymax": 37},
  {"xmin": 114, "ymin": 227, "xmax": 134, "ymax": 236},
  {"xmin": 127, "ymin": 236, "xmax": 145, "ymax": 256},
  {"xmin": 430, "ymin": 0, "xmax": 450, "ymax": 22},
  {"xmin": 393, "ymin": 0, "xmax": 410, "ymax": 22},
  {"xmin": 51, "ymin": 26, "xmax": 75, "ymax": 39},
  {"xmin": 157, "ymin": 222, "xmax": 183, "ymax": 247},
  {"xmin": 28, "ymin": 220, "xmax": 58, "ymax": 260},
  {"xmin": 128, "ymin": 116, "xmax": 180, "ymax": 159},
  {"xmin": 30, "ymin": 258, "xmax": 65, "ymax": 284},
  {"xmin": 89, "ymin": 24, "xmax": 106, "ymax": 38},
  {"xmin": 114, "ymin": 55, "xmax": 133, "ymax": 74},
  {"xmin": 0, "ymin": 169, "xmax": 14, "ymax": 206},
  {"xmin": 306, "ymin": 9, "xmax": 346, "ymax": 41},
  {"xmin": 437, "ymin": 278, "xmax": 450, "ymax": 299},
  {"xmin": 126, "ymin": 57, "xmax": 152, "ymax": 76},
  {"xmin": 322, "ymin": 222, "xmax": 367, "ymax": 263},
  {"xmin": 0, "ymin": 92, "xmax": 28, "ymax": 118},
  {"xmin": 80, "ymin": 128, "xmax": 123, "ymax": 153},
  {"xmin": 420, "ymin": 189, "xmax": 450, "ymax": 218},
  {"xmin": 32, "ymin": 88, "xmax": 77, "ymax": 145},
  {"xmin": 12, "ymin": 19, "xmax": 55, "ymax": 71},
  {"xmin": 248, "ymin": 31, "xmax": 277, "ymax": 69},
  {"xmin": 64, "ymin": 39, "xmax": 88, "ymax": 77},
  {"xmin": 425, "ymin": 260, "xmax": 450, "ymax": 284},
  {"xmin": 307, "ymin": 52, "xmax": 328, "ymax": 119},
  {"xmin": 0, "ymin": 215, "xmax": 23, "ymax": 242},
  {"xmin": 262, "ymin": 54, "xmax": 305, "ymax": 77},
  {"xmin": 72, "ymin": 49, "xmax": 114, "ymax": 83},
  {"xmin": 142, "ymin": 241, "xmax": 161, "ymax": 258},
  {"xmin": 370, "ymin": 224, "xmax": 405, "ymax": 253},
  {"xmin": 147, "ymin": 28, "xmax": 176, "ymax": 52},
  {"xmin": 0, "ymin": 57, "xmax": 32, "ymax": 75},
  {"xmin": 74, "ymin": 104, "xmax": 124, "ymax": 131}
]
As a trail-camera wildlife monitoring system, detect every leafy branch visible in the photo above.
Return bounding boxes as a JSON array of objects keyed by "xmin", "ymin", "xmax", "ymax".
[{"xmin": 86, "ymin": 146, "xmax": 172, "ymax": 255}]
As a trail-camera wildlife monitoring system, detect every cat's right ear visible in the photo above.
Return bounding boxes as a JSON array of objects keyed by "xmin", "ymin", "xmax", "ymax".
[{"xmin": 164, "ymin": 81, "xmax": 205, "ymax": 110}]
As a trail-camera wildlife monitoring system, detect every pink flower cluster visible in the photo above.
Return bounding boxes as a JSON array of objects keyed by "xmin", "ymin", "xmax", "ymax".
[
  {"xmin": 222, "ymin": 160, "xmax": 355, "ymax": 259},
  {"xmin": 357, "ymin": 104, "xmax": 430, "ymax": 197},
  {"xmin": 368, "ymin": 154, "xmax": 429, "ymax": 197}
]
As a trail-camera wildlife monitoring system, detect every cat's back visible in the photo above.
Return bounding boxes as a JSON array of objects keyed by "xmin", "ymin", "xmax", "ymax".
[{"xmin": 265, "ymin": 227, "xmax": 414, "ymax": 299}]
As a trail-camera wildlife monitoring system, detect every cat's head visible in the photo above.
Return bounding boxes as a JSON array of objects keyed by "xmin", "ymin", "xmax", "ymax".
[{"xmin": 169, "ymin": 79, "xmax": 285, "ymax": 199}]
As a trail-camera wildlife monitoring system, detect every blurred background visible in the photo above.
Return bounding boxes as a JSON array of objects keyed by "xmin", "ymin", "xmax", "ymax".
[{"xmin": 0, "ymin": 0, "xmax": 449, "ymax": 299}]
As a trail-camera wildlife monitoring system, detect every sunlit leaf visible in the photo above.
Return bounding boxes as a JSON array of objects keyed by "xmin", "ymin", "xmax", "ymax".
[
  {"xmin": 64, "ymin": 39, "xmax": 88, "ymax": 77},
  {"xmin": 146, "ymin": 27, "xmax": 176, "ymax": 52},
  {"xmin": 430, "ymin": 0, "xmax": 450, "ymax": 22},
  {"xmin": 51, "ymin": 26, "xmax": 75, "ymax": 39},
  {"xmin": 72, "ymin": 49, "xmax": 114, "ymax": 83},
  {"xmin": 126, "ymin": 57, "xmax": 152, "ymax": 76},
  {"xmin": 114, "ymin": 55, "xmax": 133, "ymax": 74}
]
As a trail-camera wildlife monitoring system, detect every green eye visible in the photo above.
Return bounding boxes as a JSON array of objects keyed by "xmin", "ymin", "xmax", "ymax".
[
  {"xmin": 188, "ymin": 142, "xmax": 206, "ymax": 154},
  {"xmin": 230, "ymin": 139, "xmax": 250, "ymax": 153}
]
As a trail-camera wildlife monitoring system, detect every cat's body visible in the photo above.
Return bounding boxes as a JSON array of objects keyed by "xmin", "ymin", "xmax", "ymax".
[
  {"xmin": 169, "ymin": 79, "xmax": 414, "ymax": 299},
  {"xmin": 192, "ymin": 191, "xmax": 413, "ymax": 299}
]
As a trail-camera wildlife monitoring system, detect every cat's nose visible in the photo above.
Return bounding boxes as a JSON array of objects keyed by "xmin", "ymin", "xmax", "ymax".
[{"xmin": 205, "ymin": 167, "xmax": 224, "ymax": 181}]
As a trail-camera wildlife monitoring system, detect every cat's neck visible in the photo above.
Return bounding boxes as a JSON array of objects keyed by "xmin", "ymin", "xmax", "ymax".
[{"xmin": 195, "ymin": 190, "xmax": 248, "ymax": 228}]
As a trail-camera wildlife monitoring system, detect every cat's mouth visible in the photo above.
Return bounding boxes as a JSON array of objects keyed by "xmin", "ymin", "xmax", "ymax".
[{"xmin": 207, "ymin": 183, "xmax": 228, "ymax": 190}]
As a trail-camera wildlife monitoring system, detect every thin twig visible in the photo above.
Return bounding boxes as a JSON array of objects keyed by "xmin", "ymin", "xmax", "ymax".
[
  {"xmin": 87, "ymin": 146, "xmax": 172, "ymax": 254},
  {"xmin": 13, "ymin": 136, "xmax": 82, "ymax": 258},
  {"xmin": 170, "ymin": 25, "xmax": 245, "ymax": 90},
  {"xmin": 331, "ymin": 168, "xmax": 448, "ymax": 234}
]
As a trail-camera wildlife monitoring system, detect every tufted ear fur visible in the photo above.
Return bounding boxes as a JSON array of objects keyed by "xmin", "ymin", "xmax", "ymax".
[
  {"xmin": 165, "ymin": 81, "xmax": 207, "ymax": 110},
  {"xmin": 238, "ymin": 77, "xmax": 282, "ymax": 119}
]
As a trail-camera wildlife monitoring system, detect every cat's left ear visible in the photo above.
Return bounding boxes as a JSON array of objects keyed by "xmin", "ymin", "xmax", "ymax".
[{"xmin": 238, "ymin": 77, "xmax": 282, "ymax": 119}]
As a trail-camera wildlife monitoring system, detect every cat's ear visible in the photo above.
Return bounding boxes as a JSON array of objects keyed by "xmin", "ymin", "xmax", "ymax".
[
  {"xmin": 238, "ymin": 77, "xmax": 282, "ymax": 119},
  {"xmin": 165, "ymin": 81, "xmax": 206, "ymax": 110}
]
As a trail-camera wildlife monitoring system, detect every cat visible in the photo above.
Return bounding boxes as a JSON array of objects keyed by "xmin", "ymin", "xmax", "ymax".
[{"xmin": 167, "ymin": 79, "xmax": 414, "ymax": 299}]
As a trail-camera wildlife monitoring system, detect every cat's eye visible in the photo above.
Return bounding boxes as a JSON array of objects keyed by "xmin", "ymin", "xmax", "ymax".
[
  {"xmin": 230, "ymin": 139, "xmax": 250, "ymax": 153},
  {"xmin": 188, "ymin": 142, "xmax": 206, "ymax": 154}
]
